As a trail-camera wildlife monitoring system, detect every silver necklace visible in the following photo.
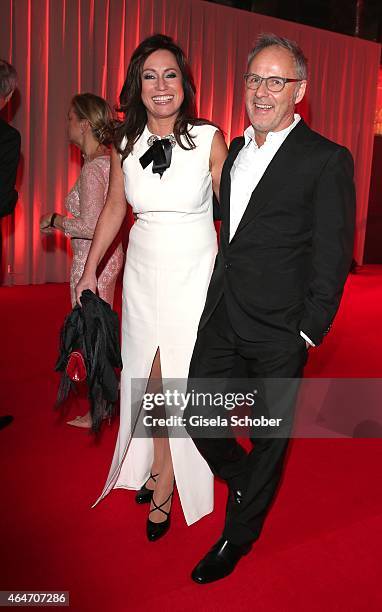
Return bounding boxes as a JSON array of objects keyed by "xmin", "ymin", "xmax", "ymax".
[{"xmin": 147, "ymin": 133, "xmax": 176, "ymax": 148}]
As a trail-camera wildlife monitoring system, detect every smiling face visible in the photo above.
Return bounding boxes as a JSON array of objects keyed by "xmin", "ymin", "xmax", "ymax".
[
  {"xmin": 141, "ymin": 49, "xmax": 184, "ymax": 126},
  {"xmin": 245, "ymin": 45, "xmax": 306, "ymax": 144}
]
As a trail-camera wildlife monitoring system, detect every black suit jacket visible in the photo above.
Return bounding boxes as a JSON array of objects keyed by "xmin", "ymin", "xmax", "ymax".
[
  {"xmin": 200, "ymin": 119, "xmax": 356, "ymax": 346},
  {"xmin": 0, "ymin": 117, "xmax": 21, "ymax": 218}
]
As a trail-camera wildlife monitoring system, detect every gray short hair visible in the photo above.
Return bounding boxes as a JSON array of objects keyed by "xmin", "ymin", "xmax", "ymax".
[
  {"xmin": 0, "ymin": 60, "xmax": 18, "ymax": 98},
  {"xmin": 247, "ymin": 33, "xmax": 308, "ymax": 80}
]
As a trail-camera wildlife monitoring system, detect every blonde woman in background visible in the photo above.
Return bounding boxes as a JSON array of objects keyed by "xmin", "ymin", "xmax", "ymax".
[{"xmin": 40, "ymin": 93, "xmax": 124, "ymax": 428}]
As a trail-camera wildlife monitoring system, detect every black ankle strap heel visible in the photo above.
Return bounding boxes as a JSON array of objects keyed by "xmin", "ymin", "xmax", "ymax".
[
  {"xmin": 135, "ymin": 471, "xmax": 159, "ymax": 505},
  {"xmin": 146, "ymin": 486, "xmax": 174, "ymax": 541}
]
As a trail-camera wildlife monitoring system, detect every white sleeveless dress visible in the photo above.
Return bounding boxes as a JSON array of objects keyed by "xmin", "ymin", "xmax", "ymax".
[{"xmin": 94, "ymin": 124, "xmax": 218, "ymax": 525}]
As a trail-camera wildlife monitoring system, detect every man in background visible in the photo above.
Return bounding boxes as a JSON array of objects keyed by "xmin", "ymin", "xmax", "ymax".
[
  {"xmin": 0, "ymin": 60, "xmax": 20, "ymax": 219},
  {"xmin": 0, "ymin": 59, "xmax": 21, "ymax": 430}
]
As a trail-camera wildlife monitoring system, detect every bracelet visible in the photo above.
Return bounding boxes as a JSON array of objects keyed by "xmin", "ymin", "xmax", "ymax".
[{"xmin": 50, "ymin": 213, "xmax": 58, "ymax": 228}]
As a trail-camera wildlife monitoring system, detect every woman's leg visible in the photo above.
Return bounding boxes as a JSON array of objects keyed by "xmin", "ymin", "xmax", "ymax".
[
  {"xmin": 68, "ymin": 245, "xmax": 123, "ymax": 429},
  {"xmin": 67, "ymin": 255, "xmax": 92, "ymax": 428},
  {"xmin": 146, "ymin": 349, "xmax": 175, "ymax": 522}
]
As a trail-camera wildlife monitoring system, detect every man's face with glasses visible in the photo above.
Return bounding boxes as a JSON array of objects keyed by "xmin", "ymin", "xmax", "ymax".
[{"xmin": 244, "ymin": 45, "xmax": 306, "ymax": 146}]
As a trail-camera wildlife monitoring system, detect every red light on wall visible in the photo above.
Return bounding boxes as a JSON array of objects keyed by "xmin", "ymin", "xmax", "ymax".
[{"xmin": 375, "ymin": 67, "xmax": 382, "ymax": 135}]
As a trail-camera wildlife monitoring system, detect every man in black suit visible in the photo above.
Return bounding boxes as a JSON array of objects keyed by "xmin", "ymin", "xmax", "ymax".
[
  {"xmin": 0, "ymin": 60, "xmax": 20, "ymax": 219},
  {"xmin": 185, "ymin": 34, "xmax": 355, "ymax": 583},
  {"xmin": 0, "ymin": 59, "xmax": 20, "ymax": 431}
]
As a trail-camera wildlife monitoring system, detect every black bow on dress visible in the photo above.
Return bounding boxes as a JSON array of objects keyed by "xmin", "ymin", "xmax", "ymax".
[{"xmin": 139, "ymin": 138, "xmax": 173, "ymax": 178}]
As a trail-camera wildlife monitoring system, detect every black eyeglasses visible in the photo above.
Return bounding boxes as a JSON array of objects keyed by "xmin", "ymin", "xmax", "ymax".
[{"xmin": 244, "ymin": 73, "xmax": 302, "ymax": 92}]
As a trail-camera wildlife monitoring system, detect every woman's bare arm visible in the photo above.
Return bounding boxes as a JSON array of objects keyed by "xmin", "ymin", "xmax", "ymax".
[{"xmin": 210, "ymin": 130, "xmax": 228, "ymax": 201}]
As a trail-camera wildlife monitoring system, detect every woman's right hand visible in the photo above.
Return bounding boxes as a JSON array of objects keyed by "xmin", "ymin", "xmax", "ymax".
[
  {"xmin": 75, "ymin": 273, "xmax": 97, "ymax": 306},
  {"xmin": 39, "ymin": 213, "xmax": 54, "ymax": 234}
]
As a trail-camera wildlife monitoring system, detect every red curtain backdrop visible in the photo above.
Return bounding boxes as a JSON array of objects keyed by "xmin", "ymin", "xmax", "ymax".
[{"xmin": 0, "ymin": 0, "xmax": 380, "ymax": 285}]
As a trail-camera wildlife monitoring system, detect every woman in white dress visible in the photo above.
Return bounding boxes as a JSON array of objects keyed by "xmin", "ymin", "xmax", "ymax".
[{"xmin": 76, "ymin": 34, "xmax": 227, "ymax": 539}]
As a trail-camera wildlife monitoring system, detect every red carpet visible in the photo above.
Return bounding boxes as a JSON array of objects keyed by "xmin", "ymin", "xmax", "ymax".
[{"xmin": 1, "ymin": 266, "xmax": 382, "ymax": 611}]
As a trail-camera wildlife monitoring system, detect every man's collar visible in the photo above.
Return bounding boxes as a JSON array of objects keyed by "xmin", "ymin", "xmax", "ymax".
[{"xmin": 243, "ymin": 113, "xmax": 301, "ymax": 148}]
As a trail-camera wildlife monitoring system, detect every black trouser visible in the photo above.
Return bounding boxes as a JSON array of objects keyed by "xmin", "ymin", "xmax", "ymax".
[{"xmin": 185, "ymin": 296, "xmax": 308, "ymax": 546}]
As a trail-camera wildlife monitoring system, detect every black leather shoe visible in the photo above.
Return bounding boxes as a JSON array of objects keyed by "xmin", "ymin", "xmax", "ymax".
[
  {"xmin": 146, "ymin": 488, "xmax": 174, "ymax": 541},
  {"xmin": 135, "ymin": 472, "xmax": 159, "ymax": 504},
  {"xmin": 0, "ymin": 415, "xmax": 14, "ymax": 431},
  {"xmin": 191, "ymin": 537, "xmax": 251, "ymax": 584}
]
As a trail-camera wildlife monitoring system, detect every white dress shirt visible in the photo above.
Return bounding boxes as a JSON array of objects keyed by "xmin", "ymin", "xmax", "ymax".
[
  {"xmin": 230, "ymin": 114, "xmax": 301, "ymax": 240},
  {"xmin": 229, "ymin": 114, "xmax": 315, "ymax": 347}
]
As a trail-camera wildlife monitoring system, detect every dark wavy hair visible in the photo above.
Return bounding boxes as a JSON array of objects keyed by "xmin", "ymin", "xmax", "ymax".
[{"xmin": 115, "ymin": 34, "xmax": 209, "ymax": 163}]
